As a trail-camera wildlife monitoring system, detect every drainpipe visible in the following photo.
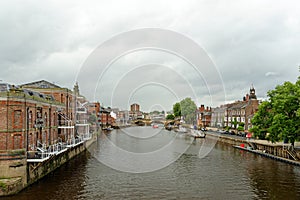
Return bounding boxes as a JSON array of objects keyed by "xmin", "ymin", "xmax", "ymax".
[
  {"xmin": 26, "ymin": 107, "xmax": 30, "ymax": 152},
  {"xmin": 6, "ymin": 91, "xmax": 9, "ymax": 150},
  {"xmin": 25, "ymin": 94, "xmax": 29, "ymax": 153},
  {"xmin": 49, "ymin": 105, "xmax": 51, "ymax": 145}
]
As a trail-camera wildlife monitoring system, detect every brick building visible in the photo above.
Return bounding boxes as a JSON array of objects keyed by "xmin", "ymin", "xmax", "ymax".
[
  {"xmin": 130, "ymin": 103, "xmax": 140, "ymax": 112},
  {"xmin": 99, "ymin": 107, "xmax": 114, "ymax": 129},
  {"xmin": 0, "ymin": 83, "xmax": 64, "ymax": 152},
  {"xmin": 224, "ymin": 86, "xmax": 259, "ymax": 131},
  {"xmin": 20, "ymin": 80, "xmax": 77, "ymax": 144},
  {"xmin": 0, "ymin": 80, "xmax": 93, "ymax": 154},
  {"xmin": 129, "ymin": 103, "xmax": 143, "ymax": 120},
  {"xmin": 197, "ymin": 105, "xmax": 212, "ymax": 127}
]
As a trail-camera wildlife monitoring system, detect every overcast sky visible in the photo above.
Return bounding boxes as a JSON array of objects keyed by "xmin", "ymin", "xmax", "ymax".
[{"xmin": 0, "ymin": 0, "xmax": 299, "ymax": 111}]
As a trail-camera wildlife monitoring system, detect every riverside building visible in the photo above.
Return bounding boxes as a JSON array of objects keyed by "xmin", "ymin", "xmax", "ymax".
[{"xmin": 0, "ymin": 80, "xmax": 96, "ymax": 196}]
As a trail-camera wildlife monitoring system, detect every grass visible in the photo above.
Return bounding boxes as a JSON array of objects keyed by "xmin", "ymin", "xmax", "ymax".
[{"xmin": 0, "ymin": 181, "xmax": 7, "ymax": 191}]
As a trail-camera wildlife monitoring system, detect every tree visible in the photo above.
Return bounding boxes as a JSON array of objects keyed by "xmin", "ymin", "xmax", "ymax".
[
  {"xmin": 173, "ymin": 102, "xmax": 181, "ymax": 117},
  {"xmin": 88, "ymin": 114, "xmax": 97, "ymax": 125},
  {"xmin": 166, "ymin": 114, "xmax": 175, "ymax": 120},
  {"xmin": 237, "ymin": 126, "xmax": 244, "ymax": 132},
  {"xmin": 180, "ymin": 97, "xmax": 197, "ymax": 124},
  {"xmin": 251, "ymin": 77, "xmax": 300, "ymax": 144},
  {"xmin": 238, "ymin": 122, "xmax": 245, "ymax": 128},
  {"xmin": 232, "ymin": 117, "xmax": 238, "ymax": 129},
  {"xmin": 251, "ymin": 101, "xmax": 273, "ymax": 140},
  {"xmin": 237, "ymin": 122, "xmax": 245, "ymax": 132}
]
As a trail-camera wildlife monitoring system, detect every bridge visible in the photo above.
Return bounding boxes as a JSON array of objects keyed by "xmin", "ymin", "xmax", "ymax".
[{"xmin": 131, "ymin": 119, "xmax": 177, "ymax": 126}]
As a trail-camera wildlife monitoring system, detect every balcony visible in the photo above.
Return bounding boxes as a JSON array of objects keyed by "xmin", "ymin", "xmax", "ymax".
[
  {"xmin": 76, "ymin": 107, "xmax": 87, "ymax": 113},
  {"xmin": 34, "ymin": 118, "xmax": 44, "ymax": 128}
]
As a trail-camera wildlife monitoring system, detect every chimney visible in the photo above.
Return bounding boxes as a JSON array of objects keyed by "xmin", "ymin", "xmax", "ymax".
[
  {"xmin": 200, "ymin": 105, "xmax": 205, "ymax": 112},
  {"xmin": 246, "ymin": 94, "xmax": 249, "ymax": 102}
]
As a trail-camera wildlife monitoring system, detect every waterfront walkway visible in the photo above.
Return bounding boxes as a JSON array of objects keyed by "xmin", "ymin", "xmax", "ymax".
[
  {"xmin": 205, "ymin": 130, "xmax": 300, "ymax": 166},
  {"xmin": 27, "ymin": 133, "xmax": 93, "ymax": 163}
]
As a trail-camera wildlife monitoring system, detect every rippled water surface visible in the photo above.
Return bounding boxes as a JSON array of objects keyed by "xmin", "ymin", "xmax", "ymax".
[{"xmin": 4, "ymin": 127, "xmax": 300, "ymax": 199}]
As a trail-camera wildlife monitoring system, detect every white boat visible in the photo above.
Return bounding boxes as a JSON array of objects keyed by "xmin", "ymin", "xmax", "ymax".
[
  {"xmin": 176, "ymin": 126, "xmax": 187, "ymax": 133},
  {"xmin": 191, "ymin": 129, "xmax": 206, "ymax": 138}
]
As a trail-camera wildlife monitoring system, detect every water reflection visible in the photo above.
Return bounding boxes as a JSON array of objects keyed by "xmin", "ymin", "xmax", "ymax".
[
  {"xmin": 247, "ymin": 155, "xmax": 300, "ymax": 199},
  {"xmin": 3, "ymin": 128, "xmax": 300, "ymax": 199}
]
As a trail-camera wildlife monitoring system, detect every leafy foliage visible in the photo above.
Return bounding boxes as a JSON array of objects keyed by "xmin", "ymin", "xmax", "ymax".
[
  {"xmin": 251, "ymin": 77, "xmax": 300, "ymax": 144},
  {"xmin": 88, "ymin": 114, "xmax": 97, "ymax": 124},
  {"xmin": 232, "ymin": 118, "xmax": 238, "ymax": 129},
  {"xmin": 237, "ymin": 126, "xmax": 244, "ymax": 132},
  {"xmin": 180, "ymin": 97, "xmax": 197, "ymax": 124},
  {"xmin": 173, "ymin": 102, "xmax": 181, "ymax": 117},
  {"xmin": 166, "ymin": 114, "xmax": 175, "ymax": 120}
]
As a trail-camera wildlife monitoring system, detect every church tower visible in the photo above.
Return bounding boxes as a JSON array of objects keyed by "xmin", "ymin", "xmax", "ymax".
[
  {"xmin": 73, "ymin": 82, "xmax": 80, "ymax": 96},
  {"xmin": 249, "ymin": 85, "xmax": 257, "ymax": 100}
]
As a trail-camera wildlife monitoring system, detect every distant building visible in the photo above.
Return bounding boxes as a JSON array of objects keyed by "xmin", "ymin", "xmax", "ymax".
[
  {"xmin": 211, "ymin": 106, "xmax": 226, "ymax": 128},
  {"xmin": 197, "ymin": 105, "xmax": 212, "ymax": 127},
  {"xmin": 223, "ymin": 86, "xmax": 259, "ymax": 131},
  {"xmin": 0, "ymin": 80, "xmax": 92, "ymax": 152},
  {"xmin": 129, "ymin": 103, "xmax": 142, "ymax": 120},
  {"xmin": 99, "ymin": 106, "xmax": 116, "ymax": 129},
  {"xmin": 130, "ymin": 103, "xmax": 140, "ymax": 112}
]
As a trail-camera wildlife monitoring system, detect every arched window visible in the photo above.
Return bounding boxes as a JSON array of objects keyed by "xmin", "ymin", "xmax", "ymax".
[
  {"xmin": 44, "ymin": 112, "xmax": 48, "ymax": 126},
  {"xmin": 29, "ymin": 110, "xmax": 33, "ymax": 126}
]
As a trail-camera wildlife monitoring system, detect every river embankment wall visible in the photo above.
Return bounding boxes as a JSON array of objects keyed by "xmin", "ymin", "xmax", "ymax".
[
  {"xmin": 206, "ymin": 132, "xmax": 300, "ymax": 166},
  {"xmin": 0, "ymin": 133, "xmax": 97, "ymax": 196}
]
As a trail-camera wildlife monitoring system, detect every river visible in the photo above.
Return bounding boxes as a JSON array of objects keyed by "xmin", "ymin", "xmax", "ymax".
[{"xmin": 3, "ymin": 127, "xmax": 300, "ymax": 199}]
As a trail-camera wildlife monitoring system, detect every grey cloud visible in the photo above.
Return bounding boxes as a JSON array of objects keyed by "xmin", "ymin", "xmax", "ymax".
[{"xmin": 0, "ymin": 0, "xmax": 299, "ymax": 110}]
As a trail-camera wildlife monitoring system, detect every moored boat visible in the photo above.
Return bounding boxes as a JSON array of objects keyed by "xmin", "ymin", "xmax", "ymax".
[{"xmin": 191, "ymin": 129, "xmax": 206, "ymax": 138}]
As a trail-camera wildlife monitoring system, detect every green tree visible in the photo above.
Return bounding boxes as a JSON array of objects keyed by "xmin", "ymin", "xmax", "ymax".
[
  {"xmin": 237, "ymin": 126, "xmax": 244, "ymax": 132},
  {"xmin": 251, "ymin": 77, "xmax": 300, "ymax": 144},
  {"xmin": 173, "ymin": 102, "xmax": 181, "ymax": 117},
  {"xmin": 232, "ymin": 117, "xmax": 238, "ymax": 129},
  {"xmin": 180, "ymin": 97, "xmax": 197, "ymax": 124},
  {"xmin": 238, "ymin": 122, "xmax": 245, "ymax": 128},
  {"xmin": 237, "ymin": 122, "xmax": 245, "ymax": 132},
  {"xmin": 251, "ymin": 101, "xmax": 273, "ymax": 140},
  {"xmin": 166, "ymin": 114, "xmax": 175, "ymax": 120},
  {"xmin": 88, "ymin": 114, "xmax": 97, "ymax": 125}
]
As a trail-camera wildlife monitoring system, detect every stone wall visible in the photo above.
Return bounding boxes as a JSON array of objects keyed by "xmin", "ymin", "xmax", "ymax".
[
  {"xmin": 0, "ymin": 133, "xmax": 97, "ymax": 197},
  {"xmin": 0, "ymin": 154, "xmax": 27, "ymax": 196},
  {"xmin": 207, "ymin": 133, "xmax": 299, "ymax": 161},
  {"xmin": 27, "ymin": 142, "xmax": 86, "ymax": 185}
]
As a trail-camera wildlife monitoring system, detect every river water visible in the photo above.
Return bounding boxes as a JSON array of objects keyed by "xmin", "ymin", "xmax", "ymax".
[{"xmin": 4, "ymin": 127, "xmax": 300, "ymax": 199}]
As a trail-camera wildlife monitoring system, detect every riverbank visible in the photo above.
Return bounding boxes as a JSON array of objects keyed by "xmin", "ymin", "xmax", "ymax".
[
  {"xmin": 233, "ymin": 145, "xmax": 300, "ymax": 166},
  {"xmin": 0, "ymin": 132, "xmax": 98, "ymax": 197},
  {"xmin": 205, "ymin": 132, "xmax": 300, "ymax": 166}
]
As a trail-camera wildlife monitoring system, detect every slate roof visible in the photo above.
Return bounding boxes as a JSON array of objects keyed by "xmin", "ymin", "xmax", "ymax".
[{"xmin": 20, "ymin": 80, "xmax": 61, "ymax": 89}]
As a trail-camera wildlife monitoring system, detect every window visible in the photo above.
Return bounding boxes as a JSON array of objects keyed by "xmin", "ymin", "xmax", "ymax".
[
  {"xmin": 44, "ymin": 112, "xmax": 48, "ymax": 126},
  {"xmin": 29, "ymin": 111, "xmax": 33, "ymax": 125},
  {"xmin": 13, "ymin": 134, "xmax": 22, "ymax": 149},
  {"xmin": 14, "ymin": 110, "xmax": 22, "ymax": 128}
]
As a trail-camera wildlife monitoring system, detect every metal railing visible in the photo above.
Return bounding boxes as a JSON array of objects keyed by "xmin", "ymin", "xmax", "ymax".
[{"xmin": 27, "ymin": 133, "xmax": 93, "ymax": 161}]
